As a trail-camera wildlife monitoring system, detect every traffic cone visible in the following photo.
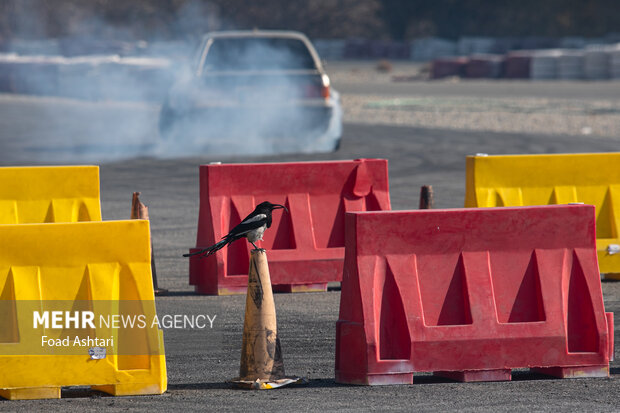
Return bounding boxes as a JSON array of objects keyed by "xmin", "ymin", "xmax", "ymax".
[
  {"xmin": 130, "ymin": 192, "xmax": 167, "ymax": 296},
  {"xmin": 419, "ymin": 185, "xmax": 434, "ymax": 209},
  {"xmin": 233, "ymin": 249, "xmax": 304, "ymax": 390}
]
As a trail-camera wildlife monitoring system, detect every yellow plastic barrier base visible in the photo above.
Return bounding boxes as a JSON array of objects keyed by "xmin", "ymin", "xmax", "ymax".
[
  {"xmin": 0, "ymin": 165, "xmax": 101, "ymax": 224},
  {"xmin": 0, "ymin": 220, "xmax": 167, "ymax": 400},
  {"xmin": 0, "ymin": 387, "xmax": 61, "ymax": 400},
  {"xmin": 0, "ymin": 384, "xmax": 164, "ymax": 400},
  {"xmin": 92, "ymin": 382, "xmax": 165, "ymax": 397},
  {"xmin": 0, "ymin": 350, "xmax": 167, "ymax": 400},
  {"xmin": 466, "ymin": 153, "xmax": 620, "ymax": 274},
  {"xmin": 0, "ymin": 379, "xmax": 167, "ymax": 400}
]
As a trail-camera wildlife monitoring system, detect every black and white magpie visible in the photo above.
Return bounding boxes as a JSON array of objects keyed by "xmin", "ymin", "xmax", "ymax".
[{"xmin": 183, "ymin": 201, "xmax": 288, "ymax": 258}]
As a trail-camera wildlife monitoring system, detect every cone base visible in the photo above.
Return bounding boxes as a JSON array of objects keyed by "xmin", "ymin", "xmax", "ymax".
[{"xmin": 231, "ymin": 376, "xmax": 307, "ymax": 390}]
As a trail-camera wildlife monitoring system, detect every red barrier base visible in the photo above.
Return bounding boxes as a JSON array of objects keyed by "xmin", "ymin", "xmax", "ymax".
[
  {"xmin": 335, "ymin": 371, "xmax": 413, "ymax": 386},
  {"xmin": 273, "ymin": 283, "xmax": 328, "ymax": 293},
  {"xmin": 435, "ymin": 369, "xmax": 512, "ymax": 382},
  {"xmin": 532, "ymin": 366, "xmax": 609, "ymax": 379},
  {"xmin": 368, "ymin": 373, "xmax": 413, "ymax": 386}
]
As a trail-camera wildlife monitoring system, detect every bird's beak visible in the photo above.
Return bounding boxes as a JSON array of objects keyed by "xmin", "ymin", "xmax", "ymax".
[{"xmin": 273, "ymin": 204, "xmax": 288, "ymax": 213}]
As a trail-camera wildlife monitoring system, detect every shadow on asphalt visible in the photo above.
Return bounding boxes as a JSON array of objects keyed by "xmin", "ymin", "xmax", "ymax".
[
  {"xmin": 168, "ymin": 382, "xmax": 233, "ymax": 391},
  {"xmin": 25, "ymin": 369, "xmax": 617, "ymax": 400},
  {"xmin": 156, "ymin": 290, "xmax": 200, "ymax": 297},
  {"xmin": 166, "ymin": 368, "xmax": 620, "ymax": 392},
  {"xmin": 59, "ymin": 387, "xmax": 112, "ymax": 398},
  {"xmin": 156, "ymin": 287, "xmax": 344, "ymax": 296}
]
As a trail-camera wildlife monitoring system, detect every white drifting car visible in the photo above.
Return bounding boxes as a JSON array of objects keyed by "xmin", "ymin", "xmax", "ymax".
[{"xmin": 159, "ymin": 30, "xmax": 342, "ymax": 154}]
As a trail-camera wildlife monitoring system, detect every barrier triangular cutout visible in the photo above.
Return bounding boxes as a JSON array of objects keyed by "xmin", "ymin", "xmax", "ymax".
[
  {"xmin": 364, "ymin": 191, "xmax": 381, "ymax": 211},
  {"xmin": 507, "ymin": 251, "xmax": 545, "ymax": 323},
  {"xmin": 495, "ymin": 190, "xmax": 505, "ymax": 207},
  {"xmin": 61, "ymin": 267, "xmax": 95, "ymax": 339},
  {"xmin": 437, "ymin": 254, "xmax": 472, "ymax": 326},
  {"xmin": 77, "ymin": 201, "xmax": 91, "ymax": 222},
  {"xmin": 496, "ymin": 187, "xmax": 523, "ymax": 206},
  {"xmin": 227, "ymin": 199, "xmax": 249, "ymax": 275},
  {"xmin": 548, "ymin": 186, "xmax": 578, "ymax": 205},
  {"xmin": 272, "ymin": 198, "xmax": 296, "ymax": 250},
  {"xmin": 567, "ymin": 252, "xmax": 599, "ymax": 353},
  {"xmin": 596, "ymin": 188, "xmax": 614, "ymax": 238},
  {"xmin": 0, "ymin": 269, "xmax": 19, "ymax": 343},
  {"xmin": 44, "ymin": 202, "xmax": 55, "ymax": 222},
  {"xmin": 326, "ymin": 198, "xmax": 345, "ymax": 248},
  {"xmin": 379, "ymin": 258, "xmax": 410, "ymax": 360},
  {"xmin": 117, "ymin": 264, "xmax": 149, "ymax": 370}
]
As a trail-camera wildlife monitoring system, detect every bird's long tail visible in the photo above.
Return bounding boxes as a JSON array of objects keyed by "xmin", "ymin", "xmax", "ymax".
[{"xmin": 183, "ymin": 238, "xmax": 230, "ymax": 258}]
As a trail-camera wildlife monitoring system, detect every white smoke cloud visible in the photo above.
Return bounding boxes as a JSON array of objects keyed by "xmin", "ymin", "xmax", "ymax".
[{"xmin": 0, "ymin": 2, "xmax": 342, "ymax": 164}]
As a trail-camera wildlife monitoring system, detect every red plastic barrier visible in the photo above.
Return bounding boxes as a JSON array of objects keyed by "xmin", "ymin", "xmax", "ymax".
[
  {"xmin": 505, "ymin": 51, "xmax": 532, "ymax": 78},
  {"xmin": 188, "ymin": 159, "xmax": 391, "ymax": 295},
  {"xmin": 464, "ymin": 55, "xmax": 504, "ymax": 78},
  {"xmin": 336, "ymin": 205, "xmax": 614, "ymax": 385},
  {"xmin": 431, "ymin": 57, "xmax": 468, "ymax": 79}
]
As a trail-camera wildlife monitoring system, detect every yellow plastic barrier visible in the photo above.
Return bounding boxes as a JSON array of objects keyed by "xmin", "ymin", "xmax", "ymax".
[
  {"xmin": 0, "ymin": 166, "xmax": 101, "ymax": 224},
  {"xmin": 465, "ymin": 153, "xmax": 620, "ymax": 277},
  {"xmin": 0, "ymin": 220, "xmax": 167, "ymax": 400}
]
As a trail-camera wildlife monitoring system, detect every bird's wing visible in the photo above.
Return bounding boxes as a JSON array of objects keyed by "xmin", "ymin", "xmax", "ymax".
[
  {"xmin": 225, "ymin": 213, "xmax": 267, "ymax": 239},
  {"xmin": 183, "ymin": 214, "xmax": 268, "ymax": 258},
  {"xmin": 241, "ymin": 213, "xmax": 267, "ymax": 225}
]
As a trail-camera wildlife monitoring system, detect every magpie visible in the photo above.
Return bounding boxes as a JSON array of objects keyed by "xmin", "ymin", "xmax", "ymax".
[{"xmin": 183, "ymin": 201, "xmax": 288, "ymax": 258}]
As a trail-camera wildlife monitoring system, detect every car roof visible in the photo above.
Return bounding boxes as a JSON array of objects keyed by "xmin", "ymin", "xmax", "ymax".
[
  {"xmin": 202, "ymin": 30, "xmax": 311, "ymax": 41},
  {"xmin": 194, "ymin": 30, "xmax": 325, "ymax": 75}
]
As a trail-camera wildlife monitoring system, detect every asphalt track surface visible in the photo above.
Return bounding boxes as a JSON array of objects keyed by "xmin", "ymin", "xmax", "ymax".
[{"xmin": 1, "ymin": 75, "xmax": 619, "ymax": 411}]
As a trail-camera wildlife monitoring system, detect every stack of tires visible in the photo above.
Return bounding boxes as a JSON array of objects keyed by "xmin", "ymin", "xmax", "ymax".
[
  {"xmin": 607, "ymin": 45, "xmax": 620, "ymax": 79},
  {"xmin": 557, "ymin": 50, "xmax": 584, "ymax": 79},
  {"xmin": 531, "ymin": 50, "xmax": 561, "ymax": 80},
  {"xmin": 584, "ymin": 46, "xmax": 610, "ymax": 79}
]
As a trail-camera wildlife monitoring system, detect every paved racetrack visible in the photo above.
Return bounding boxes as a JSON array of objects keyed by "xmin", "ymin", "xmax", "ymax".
[{"xmin": 0, "ymin": 67, "xmax": 619, "ymax": 411}]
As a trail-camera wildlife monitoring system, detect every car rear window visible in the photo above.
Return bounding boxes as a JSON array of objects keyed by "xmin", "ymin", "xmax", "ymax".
[{"xmin": 203, "ymin": 37, "xmax": 317, "ymax": 72}]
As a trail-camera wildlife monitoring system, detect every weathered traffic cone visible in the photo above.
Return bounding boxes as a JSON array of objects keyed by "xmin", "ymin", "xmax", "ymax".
[
  {"xmin": 233, "ymin": 249, "xmax": 304, "ymax": 390},
  {"xmin": 131, "ymin": 192, "xmax": 168, "ymax": 296}
]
